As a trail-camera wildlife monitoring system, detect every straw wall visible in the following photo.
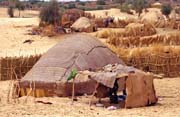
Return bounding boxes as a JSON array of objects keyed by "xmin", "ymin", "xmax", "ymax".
[
  {"xmin": 109, "ymin": 45, "xmax": 180, "ymax": 77},
  {"xmin": 104, "ymin": 21, "xmax": 180, "ymax": 77},
  {"xmin": 121, "ymin": 54, "xmax": 180, "ymax": 77},
  {"xmin": 93, "ymin": 17, "xmax": 135, "ymax": 28},
  {"xmin": 108, "ymin": 32, "xmax": 180, "ymax": 48},
  {"xmin": 0, "ymin": 55, "xmax": 41, "ymax": 81}
]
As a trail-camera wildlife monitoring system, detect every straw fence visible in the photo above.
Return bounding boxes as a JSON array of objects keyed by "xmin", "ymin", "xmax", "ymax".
[
  {"xmin": 120, "ymin": 54, "xmax": 180, "ymax": 77},
  {"xmin": 108, "ymin": 31, "xmax": 180, "ymax": 48},
  {"xmin": 0, "ymin": 55, "xmax": 41, "ymax": 81},
  {"xmin": 108, "ymin": 45, "xmax": 180, "ymax": 77}
]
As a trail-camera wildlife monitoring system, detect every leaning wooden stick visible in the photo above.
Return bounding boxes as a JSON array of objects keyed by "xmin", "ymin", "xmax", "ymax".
[
  {"xmin": 24, "ymin": 81, "xmax": 33, "ymax": 103},
  {"xmin": 89, "ymin": 82, "xmax": 99, "ymax": 107},
  {"xmin": 71, "ymin": 78, "xmax": 75, "ymax": 105}
]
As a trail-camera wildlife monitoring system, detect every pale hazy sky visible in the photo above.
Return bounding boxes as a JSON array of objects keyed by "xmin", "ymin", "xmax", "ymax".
[{"xmin": 20, "ymin": 0, "xmax": 96, "ymax": 1}]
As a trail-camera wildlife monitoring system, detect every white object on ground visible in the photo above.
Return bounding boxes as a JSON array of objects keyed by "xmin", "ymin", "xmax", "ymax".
[
  {"xmin": 96, "ymin": 103, "xmax": 104, "ymax": 107},
  {"xmin": 107, "ymin": 106, "xmax": 118, "ymax": 110}
]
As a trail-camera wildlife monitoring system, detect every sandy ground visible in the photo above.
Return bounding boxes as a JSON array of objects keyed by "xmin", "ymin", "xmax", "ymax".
[
  {"xmin": 0, "ymin": 78, "xmax": 180, "ymax": 117},
  {"xmin": 0, "ymin": 8, "xmax": 39, "ymax": 18},
  {"xmin": 0, "ymin": 8, "xmax": 61, "ymax": 57},
  {"xmin": 0, "ymin": 17, "xmax": 62, "ymax": 57}
]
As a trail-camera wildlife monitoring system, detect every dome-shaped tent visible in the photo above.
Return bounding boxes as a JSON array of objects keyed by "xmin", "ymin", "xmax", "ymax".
[{"xmin": 19, "ymin": 34, "xmax": 124, "ymax": 97}]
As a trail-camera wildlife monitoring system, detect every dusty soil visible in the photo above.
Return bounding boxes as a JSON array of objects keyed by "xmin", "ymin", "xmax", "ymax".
[
  {"xmin": 0, "ymin": 8, "xmax": 39, "ymax": 18},
  {"xmin": 0, "ymin": 12, "xmax": 61, "ymax": 57},
  {"xmin": 0, "ymin": 78, "xmax": 180, "ymax": 117}
]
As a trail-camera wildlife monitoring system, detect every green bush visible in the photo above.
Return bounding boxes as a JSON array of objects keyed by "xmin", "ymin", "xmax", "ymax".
[
  {"xmin": 78, "ymin": 6, "xmax": 85, "ymax": 11},
  {"xmin": 96, "ymin": 0, "xmax": 106, "ymax": 5},
  {"xmin": 7, "ymin": 6, "xmax": 14, "ymax": 18},
  {"xmin": 161, "ymin": 4, "xmax": 172, "ymax": 17},
  {"xmin": 15, "ymin": 1, "xmax": 25, "ymax": 11},
  {"xmin": 120, "ymin": 3, "xmax": 130, "ymax": 13},
  {"xmin": 132, "ymin": 0, "xmax": 147, "ymax": 17},
  {"xmin": 113, "ymin": 0, "xmax": 124, "ymax": 4},
  {"xmin": 15, "ymin": 1, "xmax": 25, "ymax": 17},
  {"xmin": 84, "ymin": 7, "xmax": 97, "ymax": 11},
  {"xmin": 68, "ymin": 3, "xmax": 76, "ymax": 9},
  {"xmin": 39, "ymin": 0, "xmax": 62, "ymax": 25},
  {"xmin": 79, "ymin": 2, "xmax": 85, "ymax": 6},
  {"xmin": 97, "ymin": 6, "xmax": 104, "ymax": 10}
]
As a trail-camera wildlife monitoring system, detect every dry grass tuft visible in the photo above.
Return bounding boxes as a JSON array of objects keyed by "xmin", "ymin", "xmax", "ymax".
[
  {"xmin": 124, "ymin": 22, "xmax": 156, "ymax": 37},
  {"xmin": 31, "ymin": 25, "xmax": 65, "ymax": 37},
  {"xmin": 95, "ymin": 28, "xmax": 126, "ymax": 39}
]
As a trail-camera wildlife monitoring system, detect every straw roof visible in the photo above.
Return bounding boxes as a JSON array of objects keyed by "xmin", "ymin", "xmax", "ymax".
[
  {"xmin": 151, "ymin": 2, "xmax": 162, "ymax": 8},
  {"xmin": 141, "ymin": 11, "xmax": 165, "ymax": 27},
  {"xmin": 71, "ymin": 17, "xmax": 92, "ymax": 30}
]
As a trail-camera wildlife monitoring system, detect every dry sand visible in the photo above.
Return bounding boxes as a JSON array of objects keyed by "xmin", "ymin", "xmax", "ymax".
[
  {"xmin": 0, "ymin": 8, "xmax": 61, "ymax": 57},
  {"xmin": 0, "ymin": 8, "xmax": 39, "ymax": 18},
  {"xmin": 0, "ymin": 78, "xmax": 180, "ymax": 117}
]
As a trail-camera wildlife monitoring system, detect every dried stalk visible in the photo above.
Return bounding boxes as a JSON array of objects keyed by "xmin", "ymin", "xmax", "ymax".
[{"xmin": 24, "ymin": 81, "xmax": 33, "ymax": 103}]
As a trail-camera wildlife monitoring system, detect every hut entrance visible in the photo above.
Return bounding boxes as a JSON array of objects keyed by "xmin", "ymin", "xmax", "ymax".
[{"xmin": 78, "ymin": 64, "xmax": 158, "ymax": 109}]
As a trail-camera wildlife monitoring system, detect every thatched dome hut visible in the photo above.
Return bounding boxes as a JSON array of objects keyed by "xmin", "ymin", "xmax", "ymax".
[
  {"xmin": 71, "ymin": 17, "xmax": 95, "ymax": 32},
  {"xmin": 19, "ymin": 34, "xmax": 124, "ymax": 97},
  {"xmin": 125, "ymin": 22, "xmax": 156, "ymax": 37},
  {"xmin": 141, "ymin": 11, "xmax": 165, "ymax": 28},
  {"xmin": 61, "ymin": 9, "xmax": 85, "ymax": 28},
  {"xmin": 151, "ymin": 2, "xmax": 162, "ymax": 8}
]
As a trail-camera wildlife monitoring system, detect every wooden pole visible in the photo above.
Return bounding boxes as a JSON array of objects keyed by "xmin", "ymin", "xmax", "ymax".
[
  {"xmin": 71, "ymin": 78, "xmax": 75, "ymax": 105},
  {"xmin": 89, "ymin": 82, "xmax": 99, "ymax": 107}
]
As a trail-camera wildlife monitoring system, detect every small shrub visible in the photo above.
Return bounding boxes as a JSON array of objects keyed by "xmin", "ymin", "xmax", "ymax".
[
  {"xmin": 161, "ymin": 4, "xmax": 172, "ymax": 18},
  {"xmin": 132, "ymin": 0, "xmax": 147, "ymax": 17},
  {"xmin": 39, "ymin": 0, "xmax": 62, "ymax": 26},
  {"xmin": 120, "ymin": 3, "xmax": 130, "ymax": 13},
  {"xmin": 96, "ymin": 0, "xmax": 106, "ymax": 5},
  {"xmin": 15, "ymin": 1, "xmax": 25, "ymax": 11},
  {"xmin": 68, "ymin": 3, "xmax": 76, "ymax": 9},
  {"xmin": 113, "ymin": 0, "xmax": 125, "ymax": 4},
  {"xmin": 15, "ymin": 1, "xmax": 25, "ymax": 17},
  {"xmin": 97, "ymin": 6, "xmax": 104, "ymax": 10},
  {"xmin": 78, "ymin": 6, "xmax": 85, "ymax": 11},
  {"xmin": 79, "ymin": 2, "xmax": 85, "ymax": 6},
  {"xmin": 7, "ymin": 6, "xmax": 14, "ymax": 18}
]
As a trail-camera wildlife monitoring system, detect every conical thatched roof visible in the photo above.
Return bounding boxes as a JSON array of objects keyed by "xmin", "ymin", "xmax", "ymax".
[
  {"xmin": 125, "ymin": 22, "xmax": 156, "ymax": 36},
  {"xmin": 141, "ymin": 11, "xmax": 165, "ymax": 28},
  {"xmin": 20, "ymin": 34, "xmax": 124, "ymax": 97},
  {"xmin": 151, "ymin": 2, "xmax": 162, "ymax": 8}
]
